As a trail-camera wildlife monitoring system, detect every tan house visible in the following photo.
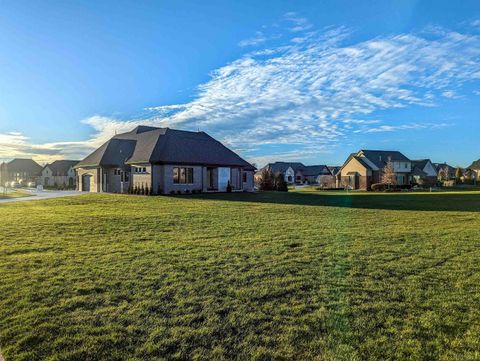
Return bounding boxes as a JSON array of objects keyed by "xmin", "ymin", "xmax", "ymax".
[
  {"xmin": 467, "ymin": 159, "xmax": 480, "ymax": 181},
  {"xmin": 338, "ymin": 150, "xmax": 412, "ymax": 190},
  {"xmin": 41, "ymin": 160, "xmax": 79, "ymax": 188},
  {"xmin": 75, "ymin": 126, "xmax": 255, "ymax": 194}
]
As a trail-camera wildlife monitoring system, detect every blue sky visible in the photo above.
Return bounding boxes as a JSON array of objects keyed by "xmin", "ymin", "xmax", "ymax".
[{"xmin": 0, "ymin": 0, "xmax": 479, "ymax": 167}]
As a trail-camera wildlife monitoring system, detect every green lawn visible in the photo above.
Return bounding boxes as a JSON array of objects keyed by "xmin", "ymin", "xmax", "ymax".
[
  {"xmin": 1, "ymin": 192, "xmax": 480, "ymax": 360},
  {"xmin": 0, "ymin": 190, "xmax": 32, "ymax": 199}
]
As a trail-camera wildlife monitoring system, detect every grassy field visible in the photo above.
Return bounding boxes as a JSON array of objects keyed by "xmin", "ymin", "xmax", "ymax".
[
  {"xmin": 1, "ymin": 191, "xmax": 480, "ymax": 360},
  {"xmin": 0, "ymin": 190, "xmax": 31, "ymax": 199}
]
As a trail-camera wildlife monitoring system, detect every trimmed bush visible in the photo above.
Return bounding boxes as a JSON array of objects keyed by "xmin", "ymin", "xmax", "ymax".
[
  {"xmin": 371, "ymin": 183, "xmax": 387, "ymax": 192},
  {"xmin": 226, "ymin": 181, "xmax": 232, "ymax": 193}
]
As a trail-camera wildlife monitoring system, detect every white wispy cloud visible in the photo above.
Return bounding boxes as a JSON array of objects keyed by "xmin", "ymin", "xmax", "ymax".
[
  {"xmin": 238, "ymin": 31, "xmax": 268, "ymax": 47},
  {"xmin": 2, "ymin": 17, "xmax": 480, "ymax": 165},
  {"xmin": 361, "ymin": 122, "xmax": 451, "ymax": 134},
  {"xmin": 284, "ymin": 12, "xmax": 313, "ymax": 32}
]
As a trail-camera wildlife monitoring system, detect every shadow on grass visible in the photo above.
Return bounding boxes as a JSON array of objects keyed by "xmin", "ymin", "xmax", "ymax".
[{"xmin": 184, "ymin": 191, "xmax": 480, "ymax": 212}]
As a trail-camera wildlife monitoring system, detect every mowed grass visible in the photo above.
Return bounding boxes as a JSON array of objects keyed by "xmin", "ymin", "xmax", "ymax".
[
  {"xmin": 1, "ymin": 192, "xmax": 480, "ymax": 361},
  {"xmin": 0, "ymin": 190, "xmax": 31, "ymax": 199}
]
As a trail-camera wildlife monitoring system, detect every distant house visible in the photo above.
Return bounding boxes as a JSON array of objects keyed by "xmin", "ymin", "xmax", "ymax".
[
  {"xmin": 433, "ymin": 163, "xmax": 457, "ymax": 180},
  {"xmin": 75, "ymin": 126, "xmax": 255, "ymax": 194},
  {"xmin": 0, "ymin": 158, "xmax": 43, "ymax": 186},
  {"xmin": 338, "ymin": 150, "xmax": 412, "ymax": 190},
  {"xmin": 411, "ymin": 159, "xmax": 438, "ymax": 186},
  {"xmin": 256, "ymin": 162, "xmax": 334, "ymax": 185},
  {"xmin": 467, "ymin": 159, "xmax": 480, "ymax": 180},
  {"xmin": 41, "ymin": 160, "xmax": 79, "ymax": 188}
]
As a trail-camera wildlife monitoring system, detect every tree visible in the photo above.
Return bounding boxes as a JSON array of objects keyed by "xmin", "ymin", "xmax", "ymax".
[
  {"xmin": 438, "ymin": 166, "xmax": 449, "ymax": 182},
  {"xmin": 455, "ymin": 167, "xmax": 463, "ymax": 182},
  {"xmin": 256, "ymin": 168, "xmax": 274, "ymax": 191},
  {"xmin": 381, "ymin": 159, "xmax": 397, "ymax": 187},
  {"xmin": 273, "ymin": 172, "xmax": 288, "ymax": 192}
]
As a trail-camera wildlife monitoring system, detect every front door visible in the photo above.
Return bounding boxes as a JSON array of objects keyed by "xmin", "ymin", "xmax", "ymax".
[
  {"xmin": 82, "ymin": 175, "xmax": 91, "ymax": 192},
  {"xmin": 207, "ymin": 168, "xmax": 215, "ymax": 190}
]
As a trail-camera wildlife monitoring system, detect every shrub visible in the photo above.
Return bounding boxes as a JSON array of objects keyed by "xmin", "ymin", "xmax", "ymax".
[
  {"xmin": 371, "ymin": 183, "xmax": 387, "ymax": 192},
  {"xmin": 185, "ymin": 189, "xmax": 191, "ymax": 194},
  {"xmin": 176, "ymin": 190, "xmax": 182, "ymax": 195},
  {"xmin": 145, "ymin": 185, "xmax": 150, "ymax": 196},
  {"xmin": 170, "ymin": 190, "xmax": 175, "ymax": 195},
  {"xmin": 226, "ymin": 181, "xmax": 232, "ymax": 193},
  {"xmin": 273, "ymin": 173, "xmax": 288, "ymax": 192}
]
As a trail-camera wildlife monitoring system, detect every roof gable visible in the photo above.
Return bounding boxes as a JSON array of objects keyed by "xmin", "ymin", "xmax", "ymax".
[
  {"xmin": 358, "ymin": 150, "xmax": 410, "ymax": 168},
  {"xmin": 5, "ymin": 158, "xmax": 43, "ymax": 174},
  {"xmin": 44, "ymin": 160, "xmax": 79, "ymax": 176},
  {"xmin": 469, "ymin": 159, "xmax": 480, "ymax": 170},
  {"xmin": 76, "ymin": 126, "xmax": 254, "ymax": 170}
]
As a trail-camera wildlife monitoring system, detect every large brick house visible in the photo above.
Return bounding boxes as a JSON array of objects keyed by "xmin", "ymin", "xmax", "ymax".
[
  {"xmin": 75, "ymin": 126, "xmax": 255, "ymax": 194},
  {"xmin": 337, "ymin": 150, "xmax": 412, "ymax": 190}
]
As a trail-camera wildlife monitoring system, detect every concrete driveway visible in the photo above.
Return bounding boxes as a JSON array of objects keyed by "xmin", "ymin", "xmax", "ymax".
[{"xmin": 0, "ymin": 189, "xmax": 84, "ymax": 204}]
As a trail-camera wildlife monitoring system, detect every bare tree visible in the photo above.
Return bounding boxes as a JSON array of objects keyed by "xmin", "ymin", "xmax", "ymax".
[
  {"xmin": 438, "ymin": 165, "xmax": 449, "ymax": 181},
  {"xmin": 381, "ymin": 159, "xmax": 397, "ymax": 187}
]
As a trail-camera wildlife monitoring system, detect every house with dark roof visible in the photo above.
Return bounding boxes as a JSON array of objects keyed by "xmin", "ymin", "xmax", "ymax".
[
  {"xmin": 0, "ymin": 158, "xmax": 43, "ymax": 186},
  {"xmin": 256, "ymin": 162, "xmax": 334, "ymax": 185},
  {"xmin": 41, "ymin": 160, "xmax": 79, "ymax": 188},
  {"xmin": 411, "ymin": 159, "xmax": 438, "ymax": 186},
  {"xmin": 74, "ymin": 126, "xmax": 255, "ymax": 194},
  {"xmin": 467, "ymin": 159, "xmax": 480, "ymax": 180},
  {"xmin": 338, "ymin": 150, "xmax": 412, "ymax": 190},
  {"xmin": 433, "ymin": 162, "xmax": 457, "ymax": 180}
]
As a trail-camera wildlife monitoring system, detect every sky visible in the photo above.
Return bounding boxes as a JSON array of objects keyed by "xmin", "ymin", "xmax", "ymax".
[{"xmin": 0, "ymin": 0, "xmax": 479, "ymax": 167}]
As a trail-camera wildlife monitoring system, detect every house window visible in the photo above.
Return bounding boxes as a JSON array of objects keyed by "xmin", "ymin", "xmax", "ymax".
[
  {"xmin": 133, "ymin": 167, "xmax": 147, "ymax": 173},
  {"xmin": 242, "ymin": 172, "xmax": 247, "ymax": 183},
  {"xmin": 173, "ymin": 167, "xmax": 193, "ymax": 184},
  {"xmin": 405, "ymin": 163, "xmax": 408, "ymax": 169},
  {"xmin": 288, "ymin": 176, "xmax": 293, "ymax": 182},
  {"xmin": 114, "ymin": 169, "xmax": 121, "ymax": 176}
]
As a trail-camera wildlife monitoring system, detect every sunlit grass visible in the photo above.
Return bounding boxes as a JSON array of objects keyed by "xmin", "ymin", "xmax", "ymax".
[{"xmin": 0, "ymin": 192, "xmax": 479, "ymax": 360}]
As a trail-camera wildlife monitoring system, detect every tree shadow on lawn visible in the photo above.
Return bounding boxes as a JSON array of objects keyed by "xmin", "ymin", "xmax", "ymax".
[{"xmin": 185, "ymin": 191, "xmax": 480, "ymax": 212}]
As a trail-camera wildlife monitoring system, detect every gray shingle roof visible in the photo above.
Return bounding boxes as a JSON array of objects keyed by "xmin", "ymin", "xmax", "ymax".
[
  {"xmin": 44, "ymin": 160, "xmax": 80, "ymax": 176},
  {"xmin": 468, "ymin": 159, "xmax": 480, "ymax": 170},
  {"xmin": 259, "ymin": 162, "xmax": 331, "ymax": 176},
  {"xmin": 303, "ymin": 165, "xmax": 331, "ymax": 176},
  {"xmin": 5, "ymin": 158, "xmax": 43, "ymax": 174},
  {"xmin": 359, "ymin": 150, "xmax": 410, "ymax": 168},
  {"xmin": 261, "ymin": 162, "xmax": 306, "ymax": 174},
  {"xmin": 433, "ymin": 162, "xmax": 456, "ymax": 174},
  {"xmin": 76, "ymin": 126, "xmax": 255, "ymax": 170},
  {"xmin": 327, "ymin": 166, "xmax": 341, "ymax": 176}
]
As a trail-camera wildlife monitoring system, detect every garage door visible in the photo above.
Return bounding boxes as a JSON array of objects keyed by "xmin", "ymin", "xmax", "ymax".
[{"xmin": 82, "ymin": 175, "xmax": 92, "ymax": 192}]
